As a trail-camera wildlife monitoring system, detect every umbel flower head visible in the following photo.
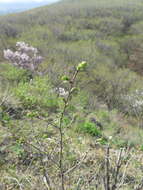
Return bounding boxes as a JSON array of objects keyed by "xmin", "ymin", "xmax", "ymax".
[{"xmin": 3, "ymin": 42, "xmax": 43, "ymax": 72}]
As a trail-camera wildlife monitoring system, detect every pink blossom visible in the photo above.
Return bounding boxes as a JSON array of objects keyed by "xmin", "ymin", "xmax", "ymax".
[{"xmin": 3, "ymin": 42, "xmax": 43, "ymax": 72}]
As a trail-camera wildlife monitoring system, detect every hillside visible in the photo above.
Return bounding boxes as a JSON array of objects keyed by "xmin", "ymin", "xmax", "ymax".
[{"xmin": 0, "ymin": 0, "xmax": 143, "ymax": 189}]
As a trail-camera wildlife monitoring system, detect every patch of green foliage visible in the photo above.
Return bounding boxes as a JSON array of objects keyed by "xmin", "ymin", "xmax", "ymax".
[
  {"xmin": 0, "ymin": 63, "xmax": 29, "ymax": 84},
  {"xmin": 13, "ymin": 76, "xmax": 58, "ymax": 111},
  {"xmin": 0, "ymin": 1, "xmax": 143, "ymax": 189},
  {"xmin": 77, "ymin": 121, "xmax": 102, "ymax": 137}
]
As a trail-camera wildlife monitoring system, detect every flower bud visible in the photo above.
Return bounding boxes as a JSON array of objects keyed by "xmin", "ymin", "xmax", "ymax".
[
  {"xmin": 77, "ymin": 61, "xmax": 87, "ymax": 71},
  {"xmin": 61, "ymin": 75, "xmax": 70, "ymax": 81}
]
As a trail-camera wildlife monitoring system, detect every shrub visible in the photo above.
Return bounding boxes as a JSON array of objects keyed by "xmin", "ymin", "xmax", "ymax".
[
  {"xmin": 77, "ymin": 121, "xmax": 102, "ymax": 137},
  {"xmin": 0, "ymin": 63, "xmax": 30, "ymax": 84},
  {"xmin": 90, "ymin": 65, "xmax": 140, "ymax": 110},
  {"xmin": 3, "ymin": 42, "xmax": 43, "ymax": 73},
  {"xmin": 13, "ymin": 76, "xmax": 58, "ymax": 111},
  {"xmin": 94, "ymin": 17, "xmax": 123, "ymax": 36},
  {"xmin": 112, "ymin": 138, "xmax": 134, "ymax": 148},
  {"xmin": 128, "ymin": 21, "xmax": 143, "ymax": 35},
  {"xmin": 0, "ymin": 22, "xmax": 20, "ymax": 37}
]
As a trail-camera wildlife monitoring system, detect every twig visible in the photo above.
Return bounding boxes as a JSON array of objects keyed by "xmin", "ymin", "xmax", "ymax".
[
  {"xmin": 4, "ymin": 177, "xmax": 23, "ymax": 190},
  {"xmin": 112, "ymin": 148, "xmax": 123, "ymax": 190},
  {"xmin": 134, "ymin": 178, "xmax": 143, "ymax": 190},
  {"xmin": 118, "ymin": 151, "xmax": 133, "ymax": 189},
  {"xmin": 64, "ymin": 151, "xmax": 88, "ymax": 175},
  {"xmin": 104, "ymin": 145, "xmax": 110, "ymax": 190},
  {"xmin": 25, "ymin": 141, "xmax": 59, "ymax": 168}
]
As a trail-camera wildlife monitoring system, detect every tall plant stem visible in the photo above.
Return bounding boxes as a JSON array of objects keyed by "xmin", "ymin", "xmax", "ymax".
[{"xmin": 59, "ymin": 69, "xmax": 79, "ymax": 190}]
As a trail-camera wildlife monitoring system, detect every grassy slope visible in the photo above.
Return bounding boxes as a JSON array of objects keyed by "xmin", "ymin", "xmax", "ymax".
[{"xmin": 0, "ymin": 0, "xmax": 143, "ymax": 189}]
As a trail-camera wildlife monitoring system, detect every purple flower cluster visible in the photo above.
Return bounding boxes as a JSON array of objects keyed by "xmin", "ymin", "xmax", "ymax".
[{"xmin": 4, "ymin": 42, "xmax": 43, "ymax": 71}]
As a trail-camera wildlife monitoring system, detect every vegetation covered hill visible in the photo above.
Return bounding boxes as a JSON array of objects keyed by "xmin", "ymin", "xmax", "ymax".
[{"xmin": 0, "ymin": 0, "xmax": 143, "ymax": 189}]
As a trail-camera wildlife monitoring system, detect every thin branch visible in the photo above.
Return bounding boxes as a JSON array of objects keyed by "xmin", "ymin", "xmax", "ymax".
[
  {"xmin": 112, "ymin": 148, "xmax": 123, "ymax": 190},
  {"xmin": 105, "ymin": 145, "xmax": 110, "ymax": 190},
  {"xmin": 58, "ymin": 69, "xmax": 79, "ymax": 190},
  {"xmin": 4, "ymin": 177, "xmax": 23, "ymax": 190},
  {"xmin": 64, "ymin": 151, "xmax": 88, "ymax": 175}
]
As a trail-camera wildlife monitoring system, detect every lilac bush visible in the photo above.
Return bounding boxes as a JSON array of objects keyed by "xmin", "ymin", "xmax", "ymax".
[{"xmin": 4, "ymin": 42, "xmax": 43, "ymax": 72}]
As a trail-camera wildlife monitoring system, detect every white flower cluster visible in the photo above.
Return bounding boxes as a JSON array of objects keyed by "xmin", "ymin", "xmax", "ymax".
[
  {"xmin": 123, "ymin": 89, "xmax": 143, "ymax": 113},
  {"xmin": 16, "ymin": 42, "xmax": 38, "ymax": 54},
  {"xmin": 4, "ymin": 42, "xmax": 43, "ymax": 71},
  {"xmin": 55, "ymin": 87, "xmax": 69, "ymax": 98}
]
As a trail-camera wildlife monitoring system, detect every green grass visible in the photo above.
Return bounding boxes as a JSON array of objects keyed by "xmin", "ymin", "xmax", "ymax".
[{"xmin": 0, "ymin": 0, "xmax": 143, "ymax": 189}]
